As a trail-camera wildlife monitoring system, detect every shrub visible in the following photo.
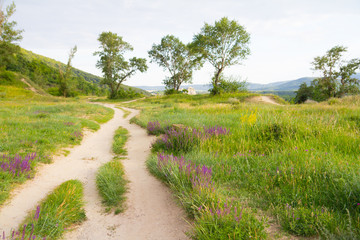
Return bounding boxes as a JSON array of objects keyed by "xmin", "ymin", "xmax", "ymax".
[
  {"xmin": 147, "ymin": 121, "xmax": 164, "ymax": 135},
  {"xmin": 152, "ymin": 125, "xmax": 229, "ymax": 153},
  {"xmin": 152, "ymin": 127, "xmax": 199, "ymax": 153},
  {"xmin": 114, "ymin": 87, "xmax": 143, "ymax": 99},
  {"xmin": 209, "ymin": 75, "xmax": 248, "ymax": 95}
]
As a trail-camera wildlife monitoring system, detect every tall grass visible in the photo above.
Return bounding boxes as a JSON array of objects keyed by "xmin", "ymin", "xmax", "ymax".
[
  {"xmin": 112, "ymin": 127, "xmax": 129, "ymax": 155},
  {"xmin": 124, "ymin": 94, "xmax": 360, "ymax": 238},
  {"xmin": 96, "ymin": 126, "xmax": 128, "ymax": 213},
  {"xmin": 96, "ymin": 160, "xmax": 127, "ymax": 214},
  {"xmin": 19, "ymin": 180, "xmax": 86, "ymax": 240}
]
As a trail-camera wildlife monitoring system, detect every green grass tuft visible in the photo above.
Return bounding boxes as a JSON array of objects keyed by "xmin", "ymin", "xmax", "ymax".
[
  {"xmin": 96, "ymin": 160, "xmax": 127, "ymax": 213},
  {"xmin": 19, "ymin": 180, "xmax": 86, "ymax": 240},
  {"xmin": 112, "ymin": 127, "xmax": 129, "ymax": 155}
]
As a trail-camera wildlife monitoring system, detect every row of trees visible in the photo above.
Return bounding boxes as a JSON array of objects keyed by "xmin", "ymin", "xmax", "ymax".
[
  {"xmin": 95, "ymin": 17, "xmax": 251, "ymax": 98},
  {"xmin": 295, "ymin": 46, "xmax": 360, "ymax": 103},
  {"xmin": 148, "ymin": 17, "xmax": 250, "ymax": 95},
  {"xmin": 2, "ymin": 2, "xmax": 251, "ymax": 99}
]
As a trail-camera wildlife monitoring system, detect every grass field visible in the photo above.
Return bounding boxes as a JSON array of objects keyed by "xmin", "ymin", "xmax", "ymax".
[
  {"xmin": 0, "ymin": 86, "xmax": 114, "ymax": 205},
  {"xmin": 123, "ymin": 93, "xmax": 360, "ymax": 239}
]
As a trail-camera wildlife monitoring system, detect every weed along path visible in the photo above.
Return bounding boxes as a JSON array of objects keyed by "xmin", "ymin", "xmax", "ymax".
[{"xmin": 0, "ymin": 104, "xmax": 189, "ymax": 239}]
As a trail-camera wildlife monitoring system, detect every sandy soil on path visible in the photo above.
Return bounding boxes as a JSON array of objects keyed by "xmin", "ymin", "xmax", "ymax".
[
  {"xmin": 0, "ymin": 104, "xmax": 189, "ymax": 239},
  {"xmin": 250, "ymin": 96, "xmax": 283, "ymax": 106},
  {"xmin": 21, "ymin": 78, "xmax": 38, "ymax": 94}
]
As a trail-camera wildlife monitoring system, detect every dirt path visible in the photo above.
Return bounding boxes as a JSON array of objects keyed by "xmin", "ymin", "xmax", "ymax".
[
  {"xmin": 20, "ymin": 78, "xmax": 38, "ymax": 94},
  {"xmin": 250, "ymin": 96, "xmax": 283, "ymax": 106},
  {"xmin": 0, "ymin": 104, "xmax": 189, "ymax": 239}
]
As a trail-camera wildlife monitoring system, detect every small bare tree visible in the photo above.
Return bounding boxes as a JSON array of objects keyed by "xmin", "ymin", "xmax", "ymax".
[{"xmin": 59, "ymin": 45, "xmax": 77, "ymax": 97}]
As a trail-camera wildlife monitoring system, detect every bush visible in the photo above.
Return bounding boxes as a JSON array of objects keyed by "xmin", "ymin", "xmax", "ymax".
[
  {"xmin": 47, "ymin": 87, "xmax": 61, "ymax": 96},
  {"xmin": 164, "ymin": 88, "xmax": 182, "ymax": 95},
  {"xmin": 152, "ymin": 127, "xmax": 199, "ymax": 153},
  {"xmin": 0, "ymin": 71, "xmax": 16, "ymax": 85},
  {"xmin": 147, "ymin": 121, "xmax": 169, "ymax": 135},
  {"xmin": 113, "ymin": 87, "xmax": 143, "ymax": 99},
  {"xmin": 209, "ymin": 75, "xmax": 247, "ymax": 95},
  {"xmin": 152, "ymin": 125, "xmax": 229, "ymax": 153}
]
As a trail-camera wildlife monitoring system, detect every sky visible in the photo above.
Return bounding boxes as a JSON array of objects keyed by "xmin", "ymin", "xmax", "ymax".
[{"xmin": 8, "ymin": 0, "xmax": 360, "ymax": 86}]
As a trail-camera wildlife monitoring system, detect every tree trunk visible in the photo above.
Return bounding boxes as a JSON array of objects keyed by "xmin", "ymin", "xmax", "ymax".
[{"xmin": 214, "ymin": 68, "xmax": 223, "ymax": 86}]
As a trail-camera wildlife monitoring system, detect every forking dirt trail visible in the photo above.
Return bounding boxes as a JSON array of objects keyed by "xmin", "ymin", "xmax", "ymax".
[{"xmin": 0, "ymin": 103, "xmax": 189, "ymax": 239}]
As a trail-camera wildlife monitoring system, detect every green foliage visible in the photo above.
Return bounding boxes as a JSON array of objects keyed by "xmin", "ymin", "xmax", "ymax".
[
  {"xmin": 193, "ymin": 17, "xmax": 250, "ymax": 92},
  {"xmin": 112, "ymin": 127, "xmax": 128, "ymax": 155},
  {"xmin": 6, "ymin": 51, "xmax": 106, "ymax": 96},
  {"xmin": 20, "ymin": 180, "xmax": 86, "ymax": 239},
  {"xmin": 209, "ymin": 75, "xmax": 247, "ymax": 95},
  {"xmin": 311, "ymin": 46, "xmax": 360, "ymax": 99},
  {"xmin": 294, "ymin": 82, "xmax": 313, "ymax": 104},
  {"xmin": 193, "ymin": 206, "xmax": 267, "ymax": 240},
  {"xmin": 147, "ymin": 153, "xmax": 266, "ymax": 239},
  {"xmin": 58, "ymin": 45, "xmax": 77, "ymax": 97},
  {"xmin": 275, "ymin": 204, "xmax": 335, "ymax": 236},
  {"xmin": 148, "ymin": 35, "xmax": 202, "ymax": 91},
  {"xmin": 116, "ymin": 86, "xmax": 144, "ymax": 99},
  {"xmin": 0, "ymin": 1, "xmax": 23, "ymax": 68},
  {"xmin": 94, "ymin": 31, "xmax": 148, "ymax": 99},
  {"xmin": 124, "ymin": 94, "xmax": 360, "ymax": 238},
  {"xmin": 0, "ymin": 70, "xmax": 25, "ymax": 87},
  {"xmin": 96, "ymin": 159, "xmax": 127, "ymax": 213}
]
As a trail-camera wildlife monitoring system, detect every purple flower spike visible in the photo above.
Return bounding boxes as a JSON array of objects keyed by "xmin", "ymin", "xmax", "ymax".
[{"xmin": 34, "ymin": 205, "xmax": 40, "ymax": 220}]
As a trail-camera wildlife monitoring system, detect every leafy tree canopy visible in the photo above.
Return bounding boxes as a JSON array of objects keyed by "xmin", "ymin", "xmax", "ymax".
[
  {"xmin": 148, "ymin": 35, "xmax": 202, "ymax": 92},
  {"xmin": 94, "ymin": 31, "xmax": 148, "ymax": 99},
  {"xmin": 311, "ymin": 46, "xmax": 360, "ymax": 99},
  {"xmin": 192, "ymin": 17, "xmax": 250, "ymax": 94},
  {"xmin": 0, "ymin": 1, "xmax": 23, "ymax": 68}
]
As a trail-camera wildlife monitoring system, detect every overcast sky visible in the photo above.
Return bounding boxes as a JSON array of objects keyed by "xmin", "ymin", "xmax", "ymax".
[{"xmin": 9, "ymin": 0, "xmax": 360, "ymax": 86}]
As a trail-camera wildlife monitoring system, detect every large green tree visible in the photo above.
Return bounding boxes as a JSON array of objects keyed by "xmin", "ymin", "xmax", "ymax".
[
  {"xmin": 148, "ymin": 35, "xmax": 202, "ymax": 92},
  {"xmin": 311, "ymin": 46, "xmax": 360, "ymax": 99},
  {"xmin": 192, "ymin": 17, "xmax": 250, "ymax": 94},
  {"xmin": 0, "ymin": 1, "xmax": 23, "ymax": 68},
  {"xmin": 59, "ymin": 45, "xmax": 77, "ymax": 97},
  {"xmin": 94, "ymin": 31, "xmax": 148, "ymax": 99}
]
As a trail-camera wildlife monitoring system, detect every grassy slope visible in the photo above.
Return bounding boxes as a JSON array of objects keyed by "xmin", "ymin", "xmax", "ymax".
[
  {"xmin": 124, "ymin": 93, "xmax": 360, "ymax": 239},
  {"xmin": 19, "ymin": 48, "xmax": 151, "ymax": 96}
]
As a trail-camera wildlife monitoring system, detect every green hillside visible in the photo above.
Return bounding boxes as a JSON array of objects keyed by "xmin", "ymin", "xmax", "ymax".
[{"xmin": 1, "ymin": 48, "xmax": 150, "ymax": 97}]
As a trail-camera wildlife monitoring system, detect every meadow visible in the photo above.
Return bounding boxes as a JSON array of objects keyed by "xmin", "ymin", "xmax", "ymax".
[
  {"xmin": 124, "ymin": 93, "xmax": 360, "ymax": 239},
  {"xmin": 0, "ymin": 86, "xmax": 114, "ymax": 205}
]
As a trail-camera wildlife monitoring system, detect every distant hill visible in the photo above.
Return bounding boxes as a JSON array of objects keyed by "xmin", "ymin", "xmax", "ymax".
[
  {"xmin": 247, "ymin": 77, "xmax": 315, "ymax": 91},
  {"xmin": 134, "ymin": 77, "xmax": 315, "ymax": 92},
  {"xmin": 136, "ymin": 74, "xmax": 360, "ymax": 93}
]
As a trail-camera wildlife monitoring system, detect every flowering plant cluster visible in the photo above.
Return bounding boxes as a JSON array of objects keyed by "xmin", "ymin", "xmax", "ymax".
[{"xmin": 0, "ymin": 153, "xmax": 36, "ymax": 177}]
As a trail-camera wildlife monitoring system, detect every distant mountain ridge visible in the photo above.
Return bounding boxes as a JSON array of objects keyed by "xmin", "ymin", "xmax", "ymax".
[{"xmin": 135, "ymin": 74, "xmax": 360, "ymax": 92}]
